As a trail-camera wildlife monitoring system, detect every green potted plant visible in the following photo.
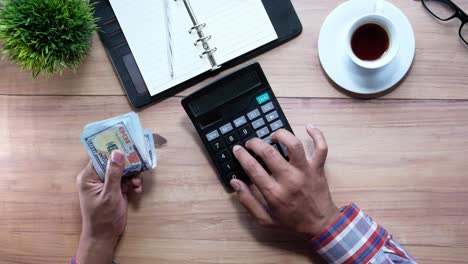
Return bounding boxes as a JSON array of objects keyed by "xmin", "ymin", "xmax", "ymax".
[{"xmin": 0, "ymin": 0, "xmax": 98, "ymax": 77}]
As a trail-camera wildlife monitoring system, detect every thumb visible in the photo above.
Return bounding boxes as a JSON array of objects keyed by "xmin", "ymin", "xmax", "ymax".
[
  {"xmin": 230, "ymin": 179, "xmax": 276, "ymax": 227},
  {"xmin": 104, "ymin": 150, "xmax": 125, "ymax": 194}
]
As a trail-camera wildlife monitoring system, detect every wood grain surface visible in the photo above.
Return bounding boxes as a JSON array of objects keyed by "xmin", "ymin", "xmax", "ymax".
[
  {"xmin": 1, "ymin": 0, "xmax": 468, "ymax": 263},
  {"xmin": 1, "ymin": 96, "xmax": 468, "ymax": 263}
]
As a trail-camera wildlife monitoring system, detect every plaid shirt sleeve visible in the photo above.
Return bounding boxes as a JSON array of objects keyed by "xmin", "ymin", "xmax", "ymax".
[{"xmin": 310, "ymin": 203, "xmax": 417, "ymax": 264}]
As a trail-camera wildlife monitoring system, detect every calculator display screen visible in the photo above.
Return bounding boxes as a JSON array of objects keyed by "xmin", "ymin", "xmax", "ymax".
[{"xmin": 188, "ymin": 70, "xmax": 262, "ymax": 117}]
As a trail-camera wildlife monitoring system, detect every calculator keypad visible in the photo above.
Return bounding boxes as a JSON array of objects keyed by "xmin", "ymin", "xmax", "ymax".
[
  {"xmin": 224, "ymin": 132, "xmax": 239, "ymax": 145},
  {"xmin": 270, "ymin": 120, "xmax": 284, "ymax": 131},
  {"xmin": 221, "ymin": 160, "xmax": 237, "ymax": 174},
  {"xmin": 219, "ymin": 123, "xmax": 234, "ymax": 134},
  {"xmin": 247, "ymin": 109, "xmax": 261, "ymax": 120},
  {"xmin": 238, "ymin": 125, "xmax": 253, "ymax": 139},
  {"xmin": 265, "ymin": 111, "xmax": 279, "ymax": 122},
  {"xmin": 261, "ymin": 102, "xmax": 275, "ymax": 113},
  {"xmin": 216, "ymin": 150, "xmax": 230, "ymax": 162},
  {"xmin": 206, "ymin": 130, "xmax": 220, "ymax": 142},
  {"xmin": 211, "ymin": 139, "xmax": 225, "ymax": 152},
  {"xmin": 256, "ymin": 127, "xmax": 270, "ymax": 138},
  {"xmin": 251, "ymin": 118, "xmax": 266, "ymax": 130},
  {"xmin": 233, "ymin": 116, "xmax": 247, "ymax": 128},
  {"xmin": 203, "ymin": 92, "xmax": 291, "ymax": 186}
]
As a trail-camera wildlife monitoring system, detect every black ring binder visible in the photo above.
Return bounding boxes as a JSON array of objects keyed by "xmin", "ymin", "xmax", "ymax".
[{"xmin": 92, "ymin": 0, "xmax": 302, "ymax": 108}]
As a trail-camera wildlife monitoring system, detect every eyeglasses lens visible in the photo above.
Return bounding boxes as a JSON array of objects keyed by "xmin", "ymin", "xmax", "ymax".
[{"xmin": 423, "ymin": 0, "xmax": 457, "ymax": 20}]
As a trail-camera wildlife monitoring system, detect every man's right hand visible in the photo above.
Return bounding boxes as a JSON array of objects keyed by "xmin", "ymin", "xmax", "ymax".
[{"xmin": 230, "ymin": 124, "xmax": 340, "ymax": 238}]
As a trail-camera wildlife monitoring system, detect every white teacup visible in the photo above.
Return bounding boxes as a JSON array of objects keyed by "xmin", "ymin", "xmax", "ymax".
[{"xmin": 346, "ymin": 0, "xmax": 399, "ymax": 70}]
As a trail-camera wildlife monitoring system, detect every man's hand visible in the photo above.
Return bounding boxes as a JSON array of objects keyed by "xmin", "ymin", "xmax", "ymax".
[
  {"xmin": 75, "ymin": 150, "xmax": 142, "ymax": 263},
  {"xmin": 231, "ymin": 125, "xmax": 340, "ymax": 238}
]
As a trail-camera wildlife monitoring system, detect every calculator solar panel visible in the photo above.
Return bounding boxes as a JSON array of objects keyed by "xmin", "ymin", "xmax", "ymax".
[{"xmin": 182, "ymin": 63, "xmax": 293, "ymax": 191}]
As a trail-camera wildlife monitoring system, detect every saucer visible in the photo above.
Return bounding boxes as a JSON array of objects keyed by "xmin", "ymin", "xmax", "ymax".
[{"xmin": 318, "ymin": 0, "xmax": 415, "ymax": 95}]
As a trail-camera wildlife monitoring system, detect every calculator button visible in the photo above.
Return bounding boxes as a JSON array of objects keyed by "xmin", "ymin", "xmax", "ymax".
[
  {"xmin": 221, "ymin": 160, "xmax": 237, "ymax": 174},
  {"xmin": 233, "ymin": 116, "xmax": 248, "ymax": 128},
  {"xmin": 251, "ymin": 118, "xmax": 266, "ymax": 130},
  {"xmin": 216, "ymin": 151, "xmax": 230, "ymax": 162},
  {"xmin": 228, "ymin": 142, "xmax": 241, "ymax": 153},
  {"xmin": 279, "ymin": 143, "xmax": 289, "ymax": 158},
  {"xmin": 224, "ymin": 132, "xmax": 239, "ymax": 145},
  {"xmin": 238, "ymin": 125, "xmax": 253, "ymax": 139},
  {"xmin": 265, "ymin": 111, "xmax": 279, "ymax": 123},
  {"xmin": 243, "ymin": 135, "xmax": 255, "ymax": 144},
  {"xmin": 206, "ymin": 130, "xmax": 220, "ymax": 142},
  {"xmin": 228, "ymin": 171, "xmax": 244, "ymax": 181},
  {"xmin": 256, "ymin": 127, "xmax": 270, "ymax": 138},
  {"xmin": 219, "ymin": 123, "xmax": 233, "ymax": 134},
  {"xmin": 263, "ymin": 137, "xmax": 272, "ymax": 145},
  {"xmin": 211, "ymin": 139, "xmax": 225, "ymax": 153},
  {"xmin": 247, "ymin": 109, "xmax": 261, "ymax": 120},
  {"xmin": 270, "ymin": 120, "xmax": 284, "ymax": 131},
  {"xmin": 273, "ymin": 144, "xmax": 280, "ymax": 152},
  {"xmin": 261, "ymin": 102, "xmax": 275, "ymax": 113},
  {"xmin": 256, "ymin": 92, "xmax": 270, "ymax": 105}
]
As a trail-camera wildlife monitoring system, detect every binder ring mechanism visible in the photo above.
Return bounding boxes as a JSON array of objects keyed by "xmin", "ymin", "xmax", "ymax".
[
  {"xmin": 191, "ymin": 25, "xmax": 220, "ymax": 69},
  {"xmin": 178, "ymin": 0, "xmax": 221, "ymax": 71},
  {"xmin": 194, "ymin": 35, "xmax": 211, "ymax": 46},
  {"xmin": 199, "ymin": 48, "xmax": 217, "ymax": 58},
  {"xmin": 199, "ymin": 47, "xmax": 220, "ymax": 70},
  {"xmin": 189, "ymin": 23, "xmax": 206, "ymax": 34}
]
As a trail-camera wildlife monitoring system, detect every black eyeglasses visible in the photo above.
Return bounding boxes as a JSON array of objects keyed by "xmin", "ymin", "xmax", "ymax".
[{"xmin": 422, "ymin": 0, "xmax": 468, "ymax": 45}]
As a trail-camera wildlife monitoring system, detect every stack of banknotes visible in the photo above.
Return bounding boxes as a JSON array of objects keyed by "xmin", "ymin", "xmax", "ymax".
[{"xmin": 80, "ymin": 112, "xmax": 157, "ymax": 179}]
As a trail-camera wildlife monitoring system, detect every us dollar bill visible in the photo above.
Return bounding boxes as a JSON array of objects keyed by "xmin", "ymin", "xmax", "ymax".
[
  {"xmin": 82, "ymin": 122, "xmax": 145, "ymax": 178},
  {"xmin": 81, "ymin": 112, "xmax": 157, "ymax": 180}
]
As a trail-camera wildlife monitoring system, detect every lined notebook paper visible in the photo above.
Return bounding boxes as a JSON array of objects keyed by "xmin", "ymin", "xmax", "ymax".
[{"xmin": 110, "ymin": 0, "xmax": 278, "ymax": 96}]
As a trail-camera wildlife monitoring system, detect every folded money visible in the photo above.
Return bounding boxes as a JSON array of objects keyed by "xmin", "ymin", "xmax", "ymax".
[{"xmin": 80, "ymin": 112, "xmax": 157, "ymax": 179}]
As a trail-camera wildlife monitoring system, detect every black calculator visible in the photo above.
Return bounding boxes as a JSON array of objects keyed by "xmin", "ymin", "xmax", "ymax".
[{"xmin": 182, "ymin": 63, "xmax": 294, "ymax": 191}]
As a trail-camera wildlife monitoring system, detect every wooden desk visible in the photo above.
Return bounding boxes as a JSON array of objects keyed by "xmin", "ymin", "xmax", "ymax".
[{"xmin": 1, "ymin": 0, "xmax": 467, "ymax": 263}]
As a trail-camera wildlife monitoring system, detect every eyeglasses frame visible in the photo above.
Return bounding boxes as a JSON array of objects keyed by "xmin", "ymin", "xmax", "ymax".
[{"xmin": 422, "ymin": 0, "xmax": 468, "ymax": 45}]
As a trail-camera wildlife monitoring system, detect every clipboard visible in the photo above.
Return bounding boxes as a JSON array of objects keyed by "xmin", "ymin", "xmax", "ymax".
[{"xmin": 92, "ymin": 0, "xmax": 302, "ymax": 109}]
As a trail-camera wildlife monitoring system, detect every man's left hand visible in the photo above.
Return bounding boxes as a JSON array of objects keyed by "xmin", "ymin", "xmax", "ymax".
[{"xmin": 75, "ymin": 150, "xmax": 142, "ymax": 263}]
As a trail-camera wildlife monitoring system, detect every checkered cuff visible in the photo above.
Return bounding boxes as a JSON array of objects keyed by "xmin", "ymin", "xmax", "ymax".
[{"xmin": 310, "ymin": 203, "xmax": 389, "ymax": 264}]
